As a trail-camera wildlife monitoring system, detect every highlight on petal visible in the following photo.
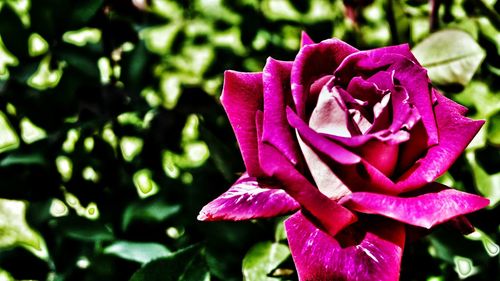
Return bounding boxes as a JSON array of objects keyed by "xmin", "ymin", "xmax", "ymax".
[
  {"xmin": 221, "ymin": 71, "xmax": 264, "ymax": 177},
  {"xmin": 285, "ymin": 212, "xmax": 405, "ymax": 281},
  {"xmin": 197, "ymin": 173, "xmax": 299, "ymax": 221},
  {"xmin": 395, "ymin": 92, "xmax": 484, "ymax": 192},
  {"xmin": 340, "ymin": 182, "xmax": 489, "ymax": 229}
]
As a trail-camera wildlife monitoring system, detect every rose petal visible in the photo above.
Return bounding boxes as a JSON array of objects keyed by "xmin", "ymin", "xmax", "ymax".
[
  {"xmin": 296, "ymin": 133, "xmax": 351, "ymax": 200},
  {"xmin": 335, "ymin": 45, "xmax": 419, "ymax": 84},
  {"xmin": 367, "ymin": 92, "xmax": 391, "ymax": 133},
  {"xmin": 301, "ymin": 31, "xmax": 314, "ymax": 47},
  {"xmin": 340, "ymin": 182, "xmax": 489, "ymax": 229},
  {"xmin": 395, "ymin": 93, "xmax": 485, "ymax": 192},
  {"xmin": 355, "ymin": 140, "xmax": 399, "ymax": 177},
  {"xmin": 197, "ymin": 173, "xmax": 299, "ymax": 221},
  {"xmin": 288, "ymin": 108, "xmax": 400, "ymax": 194},
  {"xmin": 285, "ymin": 212, "xmax": 405, "ymax": 281},
  {"xmin": 309, "ymin": 85, "xmax": 352, "ymax": 137},
  {"xmin": 292, "ymin": 39, "xmax": 358, "ymax": 118},
  {"xmin": 258, "ymin": 140, "xmax": 357, "ymax": 236},
  {"xmin": 346, "ymin": 75, "xmax": 386, "ymax": 111},
  {"xmin": 395, "ymin": 119, "xmax": 429, "ymax": 176},
  {"xmin": 287, "ymin": 107, "xmax": 361, "ymax": 165},
  {"xmin": 221, "ymin": 71, "xmax": 264, "ymax": 177},
  {"xmin": 389, "ymin": 58, "xmax": 438, "ymax": 146},
  {"xmin": 262, "ymin": 58, "xmax": 302, "ymax": 166},
  {"xmin": 335, "ymin": 49, "xmax": 438, "ymax": 146}
]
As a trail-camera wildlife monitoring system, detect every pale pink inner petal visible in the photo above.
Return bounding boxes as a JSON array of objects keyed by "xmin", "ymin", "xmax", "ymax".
[
  {"xmin": 309, "ymin": 86, "xmax": 352, "ymax": 137},
  {"xmin": 297, "ymin": 133, "xmax": 351, "ymax": 200},
  {"xmin": 349, "ymin": 108, "xmax": 371, "ymax": 134}
]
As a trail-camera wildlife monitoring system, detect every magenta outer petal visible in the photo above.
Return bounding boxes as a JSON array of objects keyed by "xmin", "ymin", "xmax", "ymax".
[
  {"xmin": 258, "ymin": 140, "xmax": 357, "ymax": 237},
  {"xmin": 285, "ymin": 212, "xmax": 405, "ymax": 281},
  {"xmin": 395, "ymin": 92, "xmax": 485, "ymax": 192},
  {"xmin": 341, "ymin": 182, "xmax": 489, "ymax": 229},
  {"xmin": 389, "ymin": 59, "xmax": 438, "ymax": 146},
  {"xmin": 291, "ymin": 38, "xmax": 358, "ymax": 117},
  {"xmin": 300, "ymin": 31, "xmax": 314, "ymax": 47},
  {"xmin": 221, "ymin": 71, "xmax": 264, "ymax": 177},
  {"xmin": 197, "ymin": 173, "xmax": 299, "ymax": 221},
  {"xmin": 262, "ymin": 58, "xmax": 302, "ymax": 166}
]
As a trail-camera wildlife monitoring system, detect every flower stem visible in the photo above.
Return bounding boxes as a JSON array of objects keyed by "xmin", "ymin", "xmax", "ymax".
[
  {"xmin": 430, "ymin": 0, "xmax": 442, "ymax": 32},
  {"xmin": 387, "ymin": 0, "xmax": 399, "ymax": 44}
]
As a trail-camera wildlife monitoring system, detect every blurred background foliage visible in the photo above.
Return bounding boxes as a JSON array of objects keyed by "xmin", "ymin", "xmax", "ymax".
[{"xmin": 0, "ymin": 0, "xmax": 498, "ymax": 280}]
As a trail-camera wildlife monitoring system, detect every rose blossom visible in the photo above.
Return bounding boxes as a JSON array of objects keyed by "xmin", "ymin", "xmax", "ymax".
[{"xmin": 198, "ymin": 32, "xmax": 489, "ymax": 281}]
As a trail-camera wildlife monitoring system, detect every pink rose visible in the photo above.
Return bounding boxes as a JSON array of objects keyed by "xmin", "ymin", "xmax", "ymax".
[{"xmin": 198, "ymin": 32, "xmax": 488, "ymax": 281}]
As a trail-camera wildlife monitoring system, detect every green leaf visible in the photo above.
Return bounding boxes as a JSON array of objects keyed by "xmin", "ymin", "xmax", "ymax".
[
  {"xmin": 129, "ymin": 245, "xmax": 210, "ymax": 281},
  {"xmin": 70, "ymin": 0, "xmax": 104, "ymax": 26},
  {"xmin": 104, "ymin": 241, "xmax": 171, "ymax": 264},
  {"xmin": 274, "ymin": 218, "xmax": 287, "ymax": 242},
  {"xmin": 453, "ymin": 81, "xmax": 500, "ymax": 118},
  {"xmin": 58, "ymin": 216, "xmax": 114, "ymax": 241},
  {"xmin": 122, "ymin": 198, "xmax": 181, "ymax": 231},
  {"xmin": 412, "ymin": 29, "xmax": 485, "ymax": 86},
  {"xmin": 242, "ymin": 241, "xmax": 290, "ymax": 281},
  {"xmin": 465, "ymin": 151, "xmax": 500, "ymax": 206},
  {"xmin": 0, "ymin": 199, "xmax": 48, "ymax": 260},
  {"xmin": 488, "ymin": 113, "xmax": 500, "ymax": 145},
  {"xmin": 0, "ymin": 152, "xmax": 45, "ymax": 167}
]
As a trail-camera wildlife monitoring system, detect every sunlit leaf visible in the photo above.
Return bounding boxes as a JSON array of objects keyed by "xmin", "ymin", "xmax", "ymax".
[
  {"xmin": 465, "ymin": 151, "xmax": 500, "ymax": 206},
  {"xmin": 0, "ymin": 111, "xmax": 19, "ymax": 153},
  {"xmin": 28, "ymin": 33, "xmax": 48, "ymax": 57},
  {"xmin": 62, "ymin": 27, "xmax": 101, "ymax": 47},
  {"xmin": 453, "ymin": 81, "xmax": 500, "ymax": 118},
  {"xmin": 242, "ymin": 241, "xmax": 290, "ymax": 281},
  {"xmin": 412, "ymin": 29, "xmax": 485, "ymax": 86},
  {"xmin": 133, "ymin": 169, "xmax": 159, "ymax": 198},
  {"xmin": 465, "ymin": 229, "xmax": 500, "ymax": 257},
  {"xmin": 0, "ymin": 199, "xmax": 48, "ymax": 260},
  {"xmin": 20, "ymin": 117, "xmax": 46, "ymax": 144},
  {"xmin": 27, "ymin": 55, "xmax": 63, "ymax": 90},
  {"xmin": 0, "ymin": 36, "xmax": 19, "ymax": 77}
]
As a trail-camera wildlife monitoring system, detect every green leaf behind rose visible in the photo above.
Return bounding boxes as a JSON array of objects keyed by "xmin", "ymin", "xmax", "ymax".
[
  {"xmin": 412, "ymin": 29, "xmax": 485, "ymax": 87},
  {"xmin": 242, "ymin": 241, "xmax": 290, "ymax": 281}
]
